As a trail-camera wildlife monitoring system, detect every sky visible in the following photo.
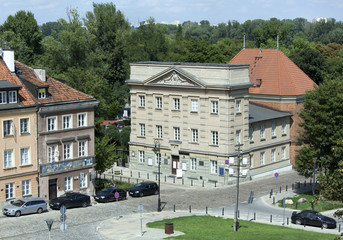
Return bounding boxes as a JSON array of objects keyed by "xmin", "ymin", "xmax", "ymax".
[{"xmin": 0, "ymin": 0, "xmax": 342, "ymax": 26}]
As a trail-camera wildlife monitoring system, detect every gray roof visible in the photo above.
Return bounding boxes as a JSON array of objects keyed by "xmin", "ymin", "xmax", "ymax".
[
  {"xmin": 0, "ymin": 80, "xmax": 21, "ymax": 89},
  {"xmin": 249, "ymin": 103, "xmax": 292, "ymax": 123},
  {"xmin": 132, "ymin": 61, "xmax": 249, "ymax": 68}
]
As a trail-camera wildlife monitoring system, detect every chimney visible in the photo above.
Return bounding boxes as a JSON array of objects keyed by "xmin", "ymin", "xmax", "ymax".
[
  {"xmin": 2, "ymin": 48, "xmax": 15, "ymax": 73},
  {"xmin": 34, "ymin": 67, "xmax": 46, "ymax": 82}
]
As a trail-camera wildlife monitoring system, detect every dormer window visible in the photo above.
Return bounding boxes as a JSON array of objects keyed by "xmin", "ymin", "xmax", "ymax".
[
  {"xmin": 38, "ymin": 88, "xmax": 46, "ymax": 99},
  {"xmin": 0, "ymin": 91, "xmax": 6, "ymax": 104},
  {"xmin": 8, "ymin": 90, "xmax": 17, "ymax": 103}
]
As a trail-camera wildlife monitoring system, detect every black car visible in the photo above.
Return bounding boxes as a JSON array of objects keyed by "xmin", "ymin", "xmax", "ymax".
[
  {"xmin": 94, "ymin": 187, "xmax": 127, "ymax": 203},
  {"xmin": 49, "ymin": 192, "xmax": 91, "ymax": 210},
  {"xmin": 291, "ymin": 210, "xmax": 336, "ymax": 229},
  {"xmin": 129, "ymin": 181, "xmax": 159, "ymax": 197}
]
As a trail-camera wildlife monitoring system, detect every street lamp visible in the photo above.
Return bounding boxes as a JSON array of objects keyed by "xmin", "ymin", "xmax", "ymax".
[
  {"xmin": 153, "ymin": 139, "xmax": 162, "ymax": 212},
  {"xmin": 45, "ymin": 219, "xmax": 54, "ymax": 240},
  {"xmin": 234, "ymin": 144, "xmax": 243, "ymax": 232},
  {"xmin": 312, "ymin": 157, "xmax": 317, "ymax": 211}
]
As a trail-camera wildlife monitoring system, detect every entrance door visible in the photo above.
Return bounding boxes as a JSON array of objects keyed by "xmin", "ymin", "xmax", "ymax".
[
  {"xmin": 171, "ymin": 156, "xmax": 179, "ymax": 175},
  {"xmin": 48, "ymin": 179, "xmax": 57, "ymax": 200}
]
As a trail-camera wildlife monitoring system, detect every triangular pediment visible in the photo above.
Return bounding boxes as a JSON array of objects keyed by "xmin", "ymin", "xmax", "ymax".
[{"xmin": 144, "ymin": 67, "xmax": 205, "ymax": 88}]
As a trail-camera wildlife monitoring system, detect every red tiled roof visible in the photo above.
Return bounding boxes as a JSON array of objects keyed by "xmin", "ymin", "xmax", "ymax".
[
  {"xmin": 0, "ymin": 59, "xmax": 36, "ymax": 106},
  {"xmin": 15, "ymin": 61, "xmax": 95, "ymax": 104},
  {"xmin": 229, "ymin": 49, "xmax": 317, "ymax": 96}
]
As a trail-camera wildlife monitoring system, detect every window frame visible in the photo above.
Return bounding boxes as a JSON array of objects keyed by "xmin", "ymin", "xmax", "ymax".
[
  {"xmin": 65, "ymin": 176, "xmax": 73, "ymax": 191},
  {"xmin": 0, "ymin": 91, "xmax": 7, "ymax": 104},
  {"xmin": 4, "ymin": 149, "xmax": 14, "ymax": 168},
  {"xmin": 20, "ymin": 118, "xmax": 30, "ymax": 134},
  {"xmin": 156, "ymin": 97, "xmax": 162, "ymax": 109},
  {"xmin": 235, "ymin": 130, "xmax": 241, "ymax": 145},
  {"xmin": 139, "ymin": 151, "xmax": 145, "ymax": 163},
  {"xmin": 282, "ymin": 120, "xmax": 286, "ymax": 135},
  {"xmin": 190, "ymin": 158, "xmax": 197, "ymax": 171},
  {"xmin": 8, "ymin": 90, "xmax": 17, "ymax": 103},
  {"xmin": 156, "ymin": 125, "xmax": 162, "ymax": 139},
  {"xmin": 63, "ymin": 115, "xmax": 72, "ymax": 129},
  {"xmin": 38, "ymin": 88, "xmax": 46, "ymax": 99},
  {"xmin": 174, "ymin": 127, "xmax": 180, "ymax": 141},
  {"xmin": 173, "ymin": 98, "xmax": 180, "ymax": 110},
  {"xmin": 155, "ymin": 153, "xmax": 161, "ymax": 166},
  {"xmin": 20, "ymin": 147, "xmax": 30, "ymax": 165},
  {"xmin": 260, "ymin": 124, "xmax": 265, "ymax": 140},
  {"xmin": 211, "ymin": 100, "xmax": 218, "ymax": 114},
  {"xmin": 271, "ymin": 122, "xmax": 276, "ymax": 137},
  {"xmin": 63, "ymin": 142, "xmax": 73, "ymax": 160},
  {"xmin": 22, "ymin": 180, "xmax": 31, "ymax": 196},
  {"xmin": 80, "ymin": 172, "xmax": 87, "ymax": 188},
  {"xmin": 3, "ymin": 120, "xmax": 14, "ymax": 136},
  {"xmin": 260, "ymin": 151, "xmax": 265, "ymax": 165},
  {"xmin": 281, "ymin": 146, "xmax": 286, "ymax": 159},
  {"xmin": 78, "ymin": 113, "xmax": 87, "ymax": 127},
  {"xmin": 48, "ymin": 145, "xmax": 58, "ymax": 163},
  {"xmin": 139, "ymin": 95, "xmax": 145, "ymax": 108},
  {"xmin": 210, "ymin": 160, "xmax": 218, "ymax": 174},
  {"xmin": 235, "ymin": 100, "xmax": 241, "ymax": 114},
  {"xmin": 5, "ymin": 183, "xmax": 14, "ymax": 199},
  {"xmin": 271, "ymin": 149, "xmax": 276, "ymax": 162},
  {"xmin": 47, "ymin": 116, "xmax": 57, "ymax": 131},
  {"xmin": 139, "ymin": 123, "xmax": 146, "ymax": 137},
  {"xmin": 78, "ymin": 140, "xmax": 87, "ymax": 157},
  {"xmin": 191, "ymin": 99, "xmax": 198, "ymax": 112},
  {"xmin": 211, "ymin": 131, "xmax": 218, "ymax": 145},
  {"xmin": 191, "ymin": 129, "xmax": 198, "ymax": 143}
]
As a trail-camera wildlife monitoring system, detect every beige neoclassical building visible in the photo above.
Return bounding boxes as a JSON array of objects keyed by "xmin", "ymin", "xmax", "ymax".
[{"xmin": 127, "ymin": 62, "xmax": 292, "ymax": 183}]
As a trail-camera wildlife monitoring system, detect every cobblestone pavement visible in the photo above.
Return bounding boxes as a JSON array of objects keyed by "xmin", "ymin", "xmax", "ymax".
[{"xmin": 0, "ymin": 169, "xmax": 315, "ymax": 239}]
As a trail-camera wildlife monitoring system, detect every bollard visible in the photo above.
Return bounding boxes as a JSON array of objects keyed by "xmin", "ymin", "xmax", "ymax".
[
  {"xmin": 238, "ymin": 210, "xmax": 240, "ymax": 218},
  {"xmin": 215, "ymin": 182, "xmax": 217, "ymax": 188},
  {"xmin": 138, "ymin": 172, "xmax": 140, "ymax": 178},
  {"xmin": 182, "ymin": 178, "xmax": 184, "ymax": 185},
  {"xmin": 156, "ymin": 175, "xmax": 157, "ymax": 181},
  {"xmin": 287, "ymin": 217, "xmax": 289, "ymax": 225},
  {"xmin": 189, "ymin": 205, "xmax": 191, "ymax": 213},
  {"xmin": 339, "ymin": 224, "xmax": 341, "ymax": 232},
  {"xmin": 254, "ymin": 212, "xmax": 256, "ymax": 220},
  {"xmin": 269, "ymin": 191, "xmax": 272, "ymax": 198},
  {"xmin": 120, "ymin": 176, "xmax": 122, "ymax": 181},
  {"xmin": 165, "ymin": 176, "xmax": 167, "ymax": 182},
  {"xmin": 112, "ymin": 169, "xmax": 114, "ymax": 174},
  {"xmin": 136, "ymin": 179, "xmax": 139, "ymax": 184},
  {"xmin": 304, "ymin": 218, "xmax": 306, "ymax": 227},
  {"xmin": 202, "ymin": 181, "xmax": 204, "ymax": 187},
  {"xmin": 222, "ymin": 208, "xmax": 224, "ymax": 216},
  {"xmin": 173, "ymin": 205, "xmax": 175, "ymax": 212},
  {"xmin": 121, "ymin": 170, "xmax": 123, "ymax": 175},
  {"xmin": 206, "ymin": 206, "xmax": 208, "ymax": 214},
  {"xmin": 310, "ymin": 179, "xmax": 312, "ymax": 185},
  {"xmin": 112, "ymin": 175, "xmax": 114, "ymax": 181},
  {"xmin": 273, "ymin": 196, "xmax": 275, "ymax": 204},
  {"xmin": 280, "ymin": 186, "xmax": 281, "ymax": 193},
  {"xmin": 130, "ymin": 171, "xmax": 132, "ymax": 177},
  {"xmin": 173, "ymin": 178, "xmax": 175, "ymax": 183},
  {"xmin": 147, "ymin": 173, "xmax": 149, "ymax": 179},
  {"xmin": 191, "ymin": 180, "xmax": 193, "ymax": 186},
  {"xmin": 292, "ymin": 184, "xmax": 294, "ymax": 190},
  {"xmin": 286, "ymin": 185, "xmax": 288, "ymax": 191},
  {"xmin": 128, "ymin": 178, "xmax": 130, "ymax": 183},
  {"xmin": 270, "ymin": 215, "xmax": 272, "ymax": 223},
  {"xmin": 304, "ymin": 180, "xmax": 306, "ymax": 187}
]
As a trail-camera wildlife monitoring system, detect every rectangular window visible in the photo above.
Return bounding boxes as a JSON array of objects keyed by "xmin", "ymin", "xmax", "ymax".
[
  {"xmin": 20, "ymin": 118, "xmax": 29, "ymax": 134},
  {"xmin": 210, "ymin": 160, "xmax": 218, "ymax": 174},
  {"xmin": 191, "ymin": 129, "xmax": 198, "ymax": 143},
  {"xmin": 281, "ymin": 147, "xmax": 286, "ymax": 159},
  {"xmin": 6, "ymin": 183, "xmax": 14, "ymax": 199},
  {"xmin": 250, "ymin": 155, "xmax": 254, "ymax": 168},
  {"xmin": 3, "ymin": 120, "xmax": 14, "ymax": 136},
  {"xmin": 0, "ymin": 91, "xmax": 7, "ymax": 104},
  {"xmin": 211, "ymin": 131, "xmax": 218, "ymax": 145},
  {"xmin": 211, "ymin": 101, "xmax": 218, "ymax": 114},
  {"xmin": 190, "ymin": 158, "xmax": 197, "ymax": 171},
  {"xmin": 191, "ymin": 99, "xmax": 198, "ymax": 112},
  {"xmin": 139, "ymin": 151, "xmax": 145, "ymax": 163},
  {"xmin": 236, "ymin": 130, "xmax": 241, "ymax": 145},
  {"xmin": 139, "ymin": 123, "xmax": 145, "ymax": 137},
  {"xmin": 249, "ymin": 126, "xmax": 254, "ymax": 142},
  {"xmin": 282, "ymin": 121, "xmax": 286, "ymax": 135},
  {"xmin": 156, "ymin": 97, "xmax": 162, "ymax": 109},
  {"xmin": 63, "ymin": 115, "xmax": 72, "ymax": 129},
  {"xmin": 260, "ymin": 152, "xmax": 265, "ymax": 165},
  {"xmin": 63, "ymin": 142, "xmax": 73, "ymax": 160},
  {"xmin": 78, "ymin": 113, "xmax": 87, "ymax": 127},
  {"xmin": 47, "ymin": 117, "xmax": 57, "ymax": 131},
  {"xmin": 78, "ymin": 141, "xmax": 87, "ymax": 157},
  {"xmin": 8, "ymin": 90, "xmax": 17, "ymax": 103},
  {"xmin": 260, "ymin": 124, "xmax": 265, "ymax": 139},
  {"xmin": 21, "ymin": 148, "xmax": 30, "ymax": 165},
  {"xmin": 156, "ymin": 125, "xmax": 162, "ymax": 139},
  {"xmin": 174, "ymin": 127, "xmax": 180, "ymax": 140},
  {"xmin": 236, "ymin": 100, "xmax": 241, "ymax": 113},
  {"xmin": 139, "ymin": 95, "xmax": 145, "ymax": 107},
  {"xmin": 22, "ymin": 180, "xmax": 31, "ymax": 196},
  {"xmin": 80, "ymin": 172, "xmax": 87, "ymax": 188},
  {"xmin": 173, "ymin": 98, "xmax": 180, "ymax": 110},
  {"xmin": 4, "ymin": 149, "xmax": 13, "ymax": 168},
  {"xmin": 48, "ymin": 145, "xmax": 58, "ymax": 163},
  {"xmin": 65, "ymin": 176, "xmax": 73, "ymax": 191},
  {"xmin": 271, "ymin": 123, "xmax": 276, "ymax": 137},
  {"xmin": 271, "ymin": 149, "xmax": 276, "ymax": 162},
  {"xmin": 38, "ymin": 88, "xmax": 46, "ymax": 99},
  {"xmin": 155, "ymin": 153, "xmax": 161, "ymax": 166}
]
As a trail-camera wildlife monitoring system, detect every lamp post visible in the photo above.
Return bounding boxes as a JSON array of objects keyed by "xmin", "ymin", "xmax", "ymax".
[
  {"xmin": 45, "ymin": 219, "xmax": 54, "ymax": 240},
  {"xmin": 233, "ymin": 144, "xmax": 243, "ymax": 232},
  {"xmin": 312, "ymin": 157, "xmax": 317, "ymax": 211},
  {"xmin": 153, "ymin": 139, "xmax": 161, "ymax": 212}
]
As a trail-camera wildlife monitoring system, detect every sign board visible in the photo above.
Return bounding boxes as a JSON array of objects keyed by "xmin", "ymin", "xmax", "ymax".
[
  {"xmin": 274, "ymin": 172, "xmax": 279, "ymax": 178},
  {"xmin": 60, "ymin": 223, "xmax": 67, "ymax": 232},
  {"xmin": 60, "ymin": 205, "xmax": 66, "ymax": 214},
  {"xmin": 138, "ymin": 204, "xmax": 143, "ymax": 211},
  {"xmin": 60, "ymin": 214, "xmax": 67, "ymax": 222},
  {"xmin": 114, "ymin": 192, "xmax": 119, "ymax": 199},
  {"xmin": 225, "ymin": 159, "xmax": 229, "ymax": 165},
  {"xmin": 176, "ymin": 168, "xmax": 182, "ymax": 178}
]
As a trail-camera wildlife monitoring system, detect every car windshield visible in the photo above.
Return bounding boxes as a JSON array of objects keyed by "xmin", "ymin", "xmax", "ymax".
[
  {"xmin": 134, "ymin": 183, "xmax": 144, "ymax": 187},
  {"xmin": 58, "ymin": 193, "xmax": 71, "ymax": 198},
  {"xmin": 11, "ymin": 200, "xmax": 25, "ymax": 207},
  {"xmin": 102, "ymin": 188, "xmax": 114, "ymax": 193}
]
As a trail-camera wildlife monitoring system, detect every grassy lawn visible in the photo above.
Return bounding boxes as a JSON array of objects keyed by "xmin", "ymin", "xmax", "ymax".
[
  {"xmin": 147, "ymin": 215, "xmax": 339, "ymax": 240},
  {"xmin": 276, "ymin": 191, "xmax": 343, "ymax": 212}
]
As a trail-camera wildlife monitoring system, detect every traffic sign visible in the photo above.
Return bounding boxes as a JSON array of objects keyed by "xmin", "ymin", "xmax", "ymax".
[
  {"xmin": 60, "ymin": 205, "xmax": 66, "ymax": 214},
  {"xmin": 60, "ymin": 223, "xmax": 67, "ymax": 232},
  {"xmin": 114, "ymin": 191, "xmax": 119, "ymax": 199},
  {"xmin": 274, "ymin": 172, "xmax": 279, "ymax": 178},
  {"xmin": 225, "ymin": 159, "xmax": 229, "ymax": 165},
  {"xmin": 60, "ymin": 214, "xmax": 67, "ymax": 222}
]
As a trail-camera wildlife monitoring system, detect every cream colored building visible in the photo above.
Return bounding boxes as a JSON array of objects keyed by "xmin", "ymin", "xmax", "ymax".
[{"xmin": 127, "ymin": 62, "xmax": 292, "ymax": 183}]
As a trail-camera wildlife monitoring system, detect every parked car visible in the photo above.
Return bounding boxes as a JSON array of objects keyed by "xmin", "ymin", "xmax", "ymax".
[
  {"xmin": 94, "ymin": 187, "xmax": 127, "ymax": 203},
  {"xmin": 291, "ymin": 210, "xmax": 337, "ymax": 228},
  {"xmin": 49, "ymin": 192, "xmax": 91, "ymax": 210},
  {"xmin": 129, "ymin": 181, "xmax": 159, "ymax": 197},
  {"xmin": 2, "ymin": 198, "xmax": 47, "ymax": 217}
]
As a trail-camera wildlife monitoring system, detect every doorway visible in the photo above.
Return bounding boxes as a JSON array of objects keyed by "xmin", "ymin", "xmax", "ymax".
[
  {"xmin": 171, "ymin": 155, "xmax": 179, "ymax": 175},
  {"xmin": 48, "ymin": 178, "xmax": 57, "ymax": 200}
]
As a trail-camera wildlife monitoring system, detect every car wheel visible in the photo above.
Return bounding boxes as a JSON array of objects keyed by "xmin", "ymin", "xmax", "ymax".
[
  {"xmin": 140, "ymin": 192, "xmax": 144, "ymax": 197},
  {"xmin": 15, "ymin": 211, "xmax": 21, "ymax": 217},
  {"xmin": 155, "ymin": 190, "xmax": 159, "ymax": 195},
  {"xmin": 295, "ymin": 219, "xmax": 302, "ymax": 225},
  {"xmin": 322, "ymin": 223, "xmax": 328, "ymax": 229},
  {"xmin": 37, "ymin": 208, "xmax": 43, "ymax": 214},
  {"xmin": 82, "ymin": 201, "xmax": 88, "ymax": 208}
]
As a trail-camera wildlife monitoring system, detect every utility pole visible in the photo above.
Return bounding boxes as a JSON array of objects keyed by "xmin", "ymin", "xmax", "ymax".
[{"xmin": 233, "ymin": 144, "xmax": 243, "ymax": 232}]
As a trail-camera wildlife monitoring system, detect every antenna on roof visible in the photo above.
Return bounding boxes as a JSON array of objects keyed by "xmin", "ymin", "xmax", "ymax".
[
  {"xmin": 243, "ymin": 35, "xmax": 246, "ymax": 50},
  {"xmin": 277, "ymin": 35, "xmax": 279, "ymax": 51}
]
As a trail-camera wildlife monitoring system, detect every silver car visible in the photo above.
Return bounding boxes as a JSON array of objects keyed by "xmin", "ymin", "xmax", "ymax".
[{"xmin": 2, "ymin": 198, "xmax": 47, "ymax": 217}]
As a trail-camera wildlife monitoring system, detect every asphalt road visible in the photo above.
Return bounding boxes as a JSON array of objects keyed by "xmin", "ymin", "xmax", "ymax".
[{"xmin": 0, "ymin": 169, "xmax": 314, "ymax": 239}]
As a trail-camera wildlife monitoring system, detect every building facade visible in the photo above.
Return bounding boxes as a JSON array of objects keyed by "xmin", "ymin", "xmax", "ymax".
[{"xmin": 127, "ymin": 62, "xmax": 292, "ymax": 183}]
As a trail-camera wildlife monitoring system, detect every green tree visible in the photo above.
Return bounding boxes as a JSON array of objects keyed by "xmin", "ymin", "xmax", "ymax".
[{"xmin": 296, "ymin": 78, "xmax": 343, "ymax": 200}]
